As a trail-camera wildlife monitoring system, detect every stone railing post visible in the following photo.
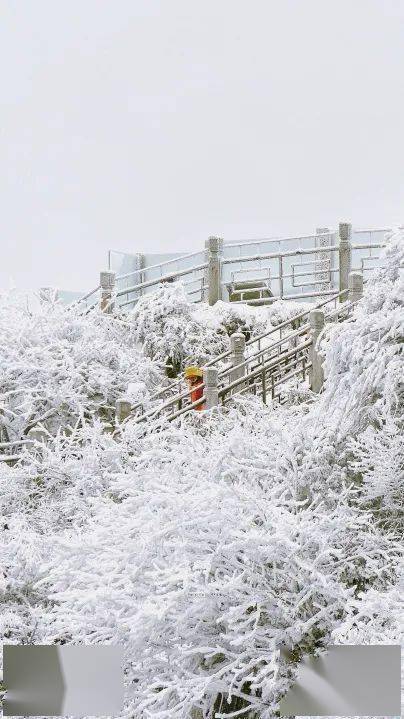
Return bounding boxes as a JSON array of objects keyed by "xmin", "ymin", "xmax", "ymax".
[
  {"xmin": 315, "ymin": 226, "xmax": 332, "ymax": 293},
  {"xmin": 229, "ymin": 332, "xmax": 246, "ymax": 384},
  {"xmin": 309, "ymin": 309, "xmax": 325, "ymax": 393},
  {"xmin": 205, "ymin": 236, "xmax": 223, "ymax": 306},
  {"xmin": 100, "ymin": 271, "xmax": 116, "ymax": 313},
  {"xmin": 348, "ymin": 271, "xmax": 363, "ymax": 303},
  {"xmin": 338, "ymin": 222, "xmax": 352, "ymax": 298},
  {"xmin": 134, "ymin": 253, "xmax": 145, "ymax": 299},
  {"xmin": 203, "ymin": 367, "xmax": 219, "ymax": 409},
  {"xmin": 115, "ymin": 398, "xmax": 132, "ymax": 424}
]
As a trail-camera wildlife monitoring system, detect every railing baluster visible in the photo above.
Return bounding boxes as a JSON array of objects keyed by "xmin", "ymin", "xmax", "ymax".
[
  {"xmin": 262, "ymin": 362, "xmax": 267, "ymax": 404},
  {"xmin": 279, "ymin": 255, "xmax": 284, "ymax": 298}
]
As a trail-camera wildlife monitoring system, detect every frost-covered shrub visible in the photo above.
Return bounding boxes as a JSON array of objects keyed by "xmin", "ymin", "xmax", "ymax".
[
  {"xmin": 3, "ymin": 398, "xmax": 397, "ymax": 719},
  {"xmin": 0, "ymin": 294, "xmax": 162, "ymax": 440},
  {"xmin": 264, "ymin": 298, "xmax": 312, "ymax": 326},
  {"xmin": 130, "ymin": 283, "xmax": 227, "ymax": 375},
  {"xmin": 347, "ymin": 416, "xmax": 404, "ymax": 532},
  {"xmin": 302, "ymin": 228, "xmax": 404, "ymax": 524},
  {"xmin": 193, "ymin": 301, "xmax": 262, "ymax": 342},
  {"xmin": 131, "ymin": 282, "xmax": 308, "ymax": 376},
  {"xmin": 0, "ymin": 232, "xmax": 403, "ymax": 718}
]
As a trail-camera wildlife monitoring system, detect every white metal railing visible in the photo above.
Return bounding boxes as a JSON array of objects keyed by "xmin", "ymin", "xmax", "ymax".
[
  {"xmin": 74, "ymin": 224, "xmax": 389, "ymax": 311},
  {"xmin": 133, "ymin": 302, "xmax": 356, "ymax": 425},
  {"xmin": 130, "ymin": 289, "xmax": 352, "ymax": 426},
  {"xmin": 115, "ymin": 262, "xmax": 208, "ymax": 299},
  {"xmin": 115, "ymin": 249, "xmax": 205, "ymax": 283}
]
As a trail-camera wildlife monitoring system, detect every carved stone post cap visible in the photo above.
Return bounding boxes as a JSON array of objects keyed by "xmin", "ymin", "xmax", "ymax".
[
  {"xmin": 230, "ymin": 332, "xmax": 246, "ymax": 351},
  {"xmin": 309, "ymin": 309, "xmax": 325, "ymax": 329},
  {"xmin": 205, "ymin": 236, "xmax": 224, "ymax": 253},
  {"xmin": 100, "ymin": 271, "xmax": 116, "ymax": 289},
  {"xmin": 348, "ymin": 271, "xmax": 363, "ymax": 288},
  {"xmin": 338, "ymin": 222, "xmax": 352, "ymax": 243},
  {"xmin": 203, "ymin": 366, "xmax": 219, "ymax": 386}
]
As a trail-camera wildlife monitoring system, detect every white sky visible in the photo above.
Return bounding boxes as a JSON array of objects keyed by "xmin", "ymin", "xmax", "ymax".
[{"xmin": 1, "ymin": 0, "xmax": 404, "ymax": 292}]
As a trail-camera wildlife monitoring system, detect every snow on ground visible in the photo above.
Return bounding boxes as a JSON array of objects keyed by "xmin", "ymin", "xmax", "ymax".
[{"xmin": 0, "ymin": 231, "xmax": 403, "ymax": 718}]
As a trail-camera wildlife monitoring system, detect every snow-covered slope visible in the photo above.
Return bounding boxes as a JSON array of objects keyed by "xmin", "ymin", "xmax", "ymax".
[{"xmin": 0, "ymin": 231, "xmax": 403, "ymax": 718}]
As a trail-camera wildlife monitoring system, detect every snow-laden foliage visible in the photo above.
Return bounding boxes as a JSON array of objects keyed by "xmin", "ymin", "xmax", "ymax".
[
  {"xmin": 130, "ymin": 282, "xmax": 307, "ymax": 375},
  {"xmin": 0, "ymin": 231, "xmax": 403, "ymax": 718},
  {"xmin": 301, "ymin": 230, "xmax": 404, "ymax": 533},
  {"xmin": 0, "ymin": 294, "xmax": 162, "ymax": 439}
]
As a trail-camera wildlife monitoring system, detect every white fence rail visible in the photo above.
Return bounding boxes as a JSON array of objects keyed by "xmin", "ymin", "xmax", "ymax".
[{"xmin": 75, "ymin": 223, "xmax": 389, "ymax": 312}]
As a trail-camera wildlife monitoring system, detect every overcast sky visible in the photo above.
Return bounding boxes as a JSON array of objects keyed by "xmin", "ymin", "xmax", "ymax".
[{"xmin": 1, "ymin": 0, "xmax": 404, "ymax": 292}]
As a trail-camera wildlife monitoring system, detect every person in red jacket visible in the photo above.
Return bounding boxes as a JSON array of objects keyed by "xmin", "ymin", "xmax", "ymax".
[{"xmin": 184, "ymin": 366, "xmax": 205, "ymax": 410}]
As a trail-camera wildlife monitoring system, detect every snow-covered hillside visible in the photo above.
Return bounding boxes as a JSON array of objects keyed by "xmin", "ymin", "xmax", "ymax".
[{"xmin": 0, "ymin": 231, "xmax": 403, "ymax": 718}]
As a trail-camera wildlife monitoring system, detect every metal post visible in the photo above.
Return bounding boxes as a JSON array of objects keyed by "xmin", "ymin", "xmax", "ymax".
[
  {"xmin": 279, "ymin": 255, "xmax": 284, "ymax": 299},
  {"xmin": 115, "ymin": 398, "xmax": 132, "ymax": 423},
  {"xmin": 205, "ymin": 236, "xmax": 223, "ymax": 306},
  {"xmin": 348, "ymin": 271, "xmax": 363, "ymax": 303},
  {"xmin": 338, "ymin": 222, "xmax": 352, "ymax": 298},
  {"xmin": 100, "ymin": 271, "xmax": 116, "ymax": 313},
  {"xmin": 203, "ymin": 367, "xmax": 219, "ymax": 409},
  {"xmin": 262, "ymin": 358, "xmax": 267, "ymax": 404},
  {"xmin": 309, "ymin": 309, "xmax": 325, "ymax": 393}
]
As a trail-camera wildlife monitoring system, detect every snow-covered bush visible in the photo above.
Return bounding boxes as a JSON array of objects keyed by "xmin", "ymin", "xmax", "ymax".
[
  {"xmin": 130, "ymin": 282, "xmax": 308, "ymax": 376},
  {"xmin": 130, "ymin": 283, "xmax": 227, "ymax": 375},
  {"xmin": 0, "ymin": 294, "xmax": 162, "ymax": 440},
  {"xmin": 303, "ymin": 229, "xmax": 404, "ymax": 529},
  {"xmin": 0, "ymin": 231, "xmax": 403, "ymax": 718}
]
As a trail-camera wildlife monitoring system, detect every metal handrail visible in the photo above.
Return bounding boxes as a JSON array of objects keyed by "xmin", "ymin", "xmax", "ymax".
[
  {"xmin": 114, "ymin": 249, "xmax": 205, "ymax": 282},
  {"xmin": 224, "ymin": 232, "xmax": 335, "ymax": 249},
  {"xmin": 222, "ymin": 243, "xmax": 338, "ymax": 266},
  {"xmin": 115, "ymin": 262, "xmax": 208, "ymax": 298},
  {"xmin": 218, "ymin": 338, "xmax": 312, "ymax": 400},
  {"xmin": 219, "ymin": 325, "xmax": 311, "ymax": 382},
  {"xmin": 230, "ymin": 288, "xmax": 344, "ymax": 305},
  {"xmin": 75, "ymin": 236, "xmax": 387, "ymax": 311},
  {"xmin": 131, "ymin": 289, "xmax": 348, "ymax": 416},
  {"xmin": 354, "ymin": 227, "xmax": 391, "ymax": 234},
  {"xmin": 350, "ymin": 242, "xmax": 386, "ymax": 250},
  {"xmin": 71, "ymin": 284, "xmax": 101, "ymax": 308},
  {"xmin": 244, "ymin": 289, "xmax": 347, "ymax": 347},
  {"xmin": 217, "ymin": 300, "xmax": 357, "ymax": 402},
  {"xmin": 134, "ymin": 325, "xmax": 310, "ymax": 422},
  {"xmin": 133, "ymin": 294, "xmax": 358, "ymax": 425}
]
